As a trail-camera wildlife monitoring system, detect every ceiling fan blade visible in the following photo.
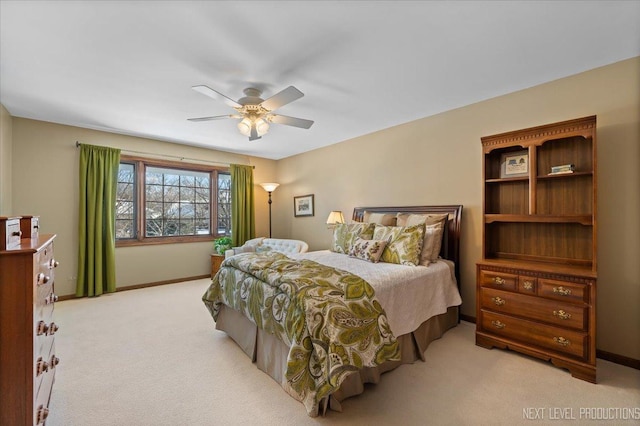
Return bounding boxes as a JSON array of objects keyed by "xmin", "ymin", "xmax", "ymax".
[
  {"xmin": 260, "ymin": 86, "xmax": 304, "ymax": 111},
  {"xmin": 269, "ymin": 114, "xmax": 314, "ymax": 129},
  {"xmin": 192, "ymin": 85, "xmax": 242, "ymax": 108},
  {"xmin": 187, "ymin": 114, "xmax": 239, "ymax": 122}
]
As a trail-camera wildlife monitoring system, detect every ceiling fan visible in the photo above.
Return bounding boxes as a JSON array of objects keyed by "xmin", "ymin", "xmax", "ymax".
[{"xmin": 188, "ymin": 85, "xmax": 314, "ymax": 141}]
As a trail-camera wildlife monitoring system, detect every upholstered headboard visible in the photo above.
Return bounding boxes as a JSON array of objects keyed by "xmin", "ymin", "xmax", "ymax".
[{"xmin": 352, "ymin": 205, "xmax": 463, "ymax": 285}]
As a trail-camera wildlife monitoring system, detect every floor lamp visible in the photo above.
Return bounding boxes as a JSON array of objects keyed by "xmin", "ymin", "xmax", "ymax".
[{"xmin": 259, "ymin": 183, "xmax": 279, "ymax": 238}]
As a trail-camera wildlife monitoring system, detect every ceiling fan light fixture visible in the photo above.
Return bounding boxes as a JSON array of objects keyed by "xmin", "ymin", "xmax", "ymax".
[
  {"xmin": 237, "ymin": 117, "xmax": 252, "ymax": 136},
  {"xmin": 238, "ymin": 116, "xmax": 269, "ymax": 138},
  {"xmin": 255, "ymin": 118, "xmax": 269, "ymax": 136}
]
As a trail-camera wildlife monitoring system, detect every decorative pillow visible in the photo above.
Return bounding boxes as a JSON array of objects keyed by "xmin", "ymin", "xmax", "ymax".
[
  {"xmin": 373, "ymin": 224, "xmax": 425, "ymax": 266},
  {"xmin": 331, "ymin": 222, "xmax": 375, "ymax": 254},
  {"xmin": 255, "ymin": 245, "xmax": 273, "ymax": 253},
  {"xmin": 396, "ymin": 213, "xmax": 447, "ymax": 228},
  {"xmin": 231, "ymin": 245, "xmax": 256, "ymax": 254},
  {"xmin": 349, "ymin": 238, "xmax": 388, "ymax": 263},
  {"xmin": 396, "ymin": 213, "xmax": 447, "ymax": 264},
  {"xmin": 243, "ymin": 237, "xmax": 265, "ymax": 247},
  {"xmin": 421, "ymin": 222, "xmax": 445, "ymax": 264},
  {"xmin": 363, "ymin": 211, "xmax": 397, "ymax": 226}
]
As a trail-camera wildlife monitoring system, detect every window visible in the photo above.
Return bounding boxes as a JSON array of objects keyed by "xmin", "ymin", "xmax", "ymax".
[
  {"xmin": 116, "ymin": 162, "xmax": 136, "ymax": 239},
  {"xmin": 115, "ymin": 156, "xmax": 230, "ymax": 246}
]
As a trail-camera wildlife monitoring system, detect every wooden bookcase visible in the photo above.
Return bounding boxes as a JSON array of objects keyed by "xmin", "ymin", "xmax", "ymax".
[{"xmin": 476, "ymin": 116, "xmax": 597, "ymax": 382}]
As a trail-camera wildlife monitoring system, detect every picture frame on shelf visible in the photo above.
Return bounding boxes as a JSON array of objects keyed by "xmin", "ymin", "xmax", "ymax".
[
  {"xmin": 293, "ymin": 194, "xmax": 314, "ymax": 217},
  {"xmin": 500, "ymin": 150, "xmax": 529, "ymax": 178}
]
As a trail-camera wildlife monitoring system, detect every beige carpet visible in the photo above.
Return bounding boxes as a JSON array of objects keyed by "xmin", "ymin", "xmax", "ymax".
[{"xmin": 48, "ymin": 278, "xmax": 639, "ymax": 425}]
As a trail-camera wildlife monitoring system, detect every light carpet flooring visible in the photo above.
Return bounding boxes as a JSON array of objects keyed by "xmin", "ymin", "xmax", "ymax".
[{"xmin": 48, "ymin": 278, "xmax": 639, "ymax": 425}]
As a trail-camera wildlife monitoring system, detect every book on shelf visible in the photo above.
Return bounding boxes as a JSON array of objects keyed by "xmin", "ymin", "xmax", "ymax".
[
  {"xmin": 550, "ymin": 164, "xmax": 575, "ymax": 174},
  {"xmin": 548, "ymin": 170, "xmax": 575, "ymax": 175}
]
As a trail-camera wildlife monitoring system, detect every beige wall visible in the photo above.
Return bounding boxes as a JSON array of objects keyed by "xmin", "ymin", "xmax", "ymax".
[
  {"xmin": 275, "ymin": 57, "xmax": 640, "ymax": 360},
  {"xmin": 0, "ymin": 104, "xmax": 12, "ymax": 215},
  {"xmin": 10, "ymin": 119, "xmax": 277, "ymax": 296}
]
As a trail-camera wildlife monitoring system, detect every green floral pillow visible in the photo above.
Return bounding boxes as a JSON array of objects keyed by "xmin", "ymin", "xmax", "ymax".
[
  {"xmin": 331, "ymin": 223, "xmax": 375, "ymax": 254},
  {"xmin": 349, "ymin": 238, "xmax": 388, "ymax": 263},
  {"xmin": 373, "ymin": 224, "xmax": 425, "ymax": 266}
]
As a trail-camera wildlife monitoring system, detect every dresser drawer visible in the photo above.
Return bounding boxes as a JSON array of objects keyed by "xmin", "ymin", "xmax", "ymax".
[
  {"xmin": 480, "ymin": 288, "xmax": 587, "ymax": 330},
  {"xmin": 34, "ymin": 347, "xmax": 57, "ymax": 425},
  {"xmin": 481, "ymin": 310, "xmax": 587, "ymax": 359},
  {"xmin": 479, "ymin": 269, "xmax": 517, "ymax": 291},
  {"xmin": 35, "ymin": 320, "xmax": 58, "ymax": 358},
  {"xmin": 518, "ymin": 275, "xmax": 537, "ymax": 294},
  {"xmin": 36, "ymin": 282, "xmax": 55, "ymax": 319},
  {"xmin": 539, "ymin": 278, "xmax": 589, "ymax": 304}
]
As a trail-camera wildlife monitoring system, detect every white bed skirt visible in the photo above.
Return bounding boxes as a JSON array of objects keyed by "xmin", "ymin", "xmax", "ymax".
[{"xmin": 215, "ymin": 305, "xmax": 459, "ymax": 416}]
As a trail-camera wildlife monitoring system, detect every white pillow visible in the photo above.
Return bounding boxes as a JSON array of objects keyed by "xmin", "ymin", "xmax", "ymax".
[
  {"xmin": 243, "ymin": 237, "xmax": 265, "ymax": 248},
  {"xmin": 396, "ymin": 213, "xmax": 447, "ymax": 264},
  {"xmin": 232, "ymin": 245, "xmax": 256, "ymax": 254}
]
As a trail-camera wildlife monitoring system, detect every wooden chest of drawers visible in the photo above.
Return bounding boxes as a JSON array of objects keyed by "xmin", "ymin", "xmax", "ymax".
[
  {"xmin": 476, "ymin": 262, "xmax": 596, "ymax": 383},
  {"xmin": 1, "ymin": 234, "xmax": 59, "ymax": 425}
]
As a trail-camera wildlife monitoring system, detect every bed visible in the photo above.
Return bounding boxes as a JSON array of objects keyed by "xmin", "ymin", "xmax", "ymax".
[{"xmin": 202, "ymin": 205, "xmax": 463, "ymax": 416}]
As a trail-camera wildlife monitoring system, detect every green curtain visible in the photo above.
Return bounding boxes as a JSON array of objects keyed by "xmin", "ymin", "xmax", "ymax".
[
  {"xmin": 76, "ymin": 144, "xmax": 121, "ymax": 297},
  {"xmin": 230, "ymin": 164, "xmax": 255, "ymax": 247}
]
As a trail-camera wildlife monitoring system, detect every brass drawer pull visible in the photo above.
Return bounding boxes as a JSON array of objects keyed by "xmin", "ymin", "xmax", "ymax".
[
  {"xmin": 48, "ymin": 322, "xmax": 59, "ymax": 336},
  {"xmin": 553, "ymin": 286, "xmax": 572, "ymax": 296},
  {"xmin": 491, "ymin": 320, "xmax": 506, "ymax": 329},
  {"xmin": 553, "ymin": 310, "xmax": 572, "ymax": 320},
  {"xmin": 50, "ymin": 355, "xmax": 60, "ymax": 368},
  {"xmin": 493, "ymin": 277, "xmax": 506, "ymax": 285},
  {"xmin": 553, "ymin": 336, "xmax": 571, "ymax": 347},
  {"xmin": 36, "ymin": 320, "xmax": 49, "ymax": 336},
  {"xmin": 492, "ymin": 296, "xmax": 506, "ymax": 306},
  {"xmin": 45, "ymin": 293, "xmax": 59, "ymax": 304},
  {"xmin": 523, "ymin": 281, "xmax": 534, "ymax": 290},
  {"xmin": 36, "ymin": 273, "xmax": 50, "ymax": 285},
  {"xmin": 36, "ymin": 357, "xmax": 49, "ymax": 376},
  {"xmin": 36, "ymin": 406, "xmax": 49, "ymax": 425}
]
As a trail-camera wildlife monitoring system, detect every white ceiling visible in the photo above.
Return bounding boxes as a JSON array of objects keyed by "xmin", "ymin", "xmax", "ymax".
[{"xmin": 1, "ymin": 1, "xmax": 639, "ymax": 160}]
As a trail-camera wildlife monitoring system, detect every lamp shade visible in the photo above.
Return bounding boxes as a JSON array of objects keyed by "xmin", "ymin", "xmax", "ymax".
[
  {"xmin": 260, "ymin": 183, "xmax": 279, "ymax": 193},
  {"xmin": 237, "ymin": 118, "xmax": 252, "ymax": 136},
  {"xmin": 326, "ymin": 211, "xmax": 345, "ymax": 225}
]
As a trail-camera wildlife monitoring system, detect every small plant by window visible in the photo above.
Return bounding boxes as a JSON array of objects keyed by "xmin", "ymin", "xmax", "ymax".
[{"xmin": 214, "ymin": 236, "xmax": 232, "ymax": 255}]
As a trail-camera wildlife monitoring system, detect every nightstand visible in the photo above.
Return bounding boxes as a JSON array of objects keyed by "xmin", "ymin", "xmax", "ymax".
[{"xmin": 210, "ymin": 254, "xmax": 225, "ymax": 278}]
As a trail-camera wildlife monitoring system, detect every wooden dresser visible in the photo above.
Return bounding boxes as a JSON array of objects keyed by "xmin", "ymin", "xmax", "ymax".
[
  {"xmin": 0, "ymin": 229, "xmax": 60, "ymax": 425},
  {"xmin": 476, "ymin": 116, "xmax": 597, "ymax": 383}
]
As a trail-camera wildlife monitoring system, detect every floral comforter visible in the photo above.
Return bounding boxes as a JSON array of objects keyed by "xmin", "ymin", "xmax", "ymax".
[{"xmin": 202, "ymin": 251, "xmax": 399, "ymax": 416}]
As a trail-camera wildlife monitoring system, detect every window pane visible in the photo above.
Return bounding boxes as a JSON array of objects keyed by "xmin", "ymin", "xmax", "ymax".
[
  {"xmin": 180, "ymin": 203, "xmax": 195, "ymax": 218},
  {"xmin": 195, "ymin": 219, "xmax": 210, "ymax": 235},
  {"xmin": 195, "ymin": 186, "xmax": 210, "ymax": 203},
  {"xmin": 116, "ymin": 163, "xmax": 136, "ymax": 239},
  {"xmin": 143, "ymin": 166, "xmax": 211, "ymax": 238},
  {"xmin": 217, "ymin": 173, "xmax": 231, "ymax": 236},
  {"xmin": 180, "ymin": 187, "xmax": 195, "ymax": 203},
  {"xmin": 146, "ymin": 219, "xmax": 162, "ymax": 237}
]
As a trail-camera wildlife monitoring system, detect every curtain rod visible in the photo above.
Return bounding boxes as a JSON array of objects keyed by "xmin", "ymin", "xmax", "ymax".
[{"xmin": 75, "ymin": 141, "xmax": 253, "ymax": 168}]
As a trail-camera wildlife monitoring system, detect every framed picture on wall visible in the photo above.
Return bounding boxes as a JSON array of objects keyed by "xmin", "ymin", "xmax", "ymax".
[{"xmin": 293, "ymin": 194, "xmax": 314, "ymax": 217}]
